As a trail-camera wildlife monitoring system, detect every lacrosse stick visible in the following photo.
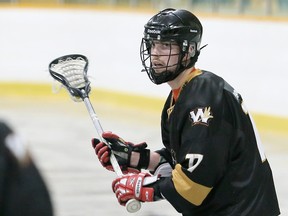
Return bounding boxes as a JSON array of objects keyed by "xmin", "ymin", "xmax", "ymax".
[{"xmin": 48, "ymin": 54, "xmax": 141, "ymax": 213}]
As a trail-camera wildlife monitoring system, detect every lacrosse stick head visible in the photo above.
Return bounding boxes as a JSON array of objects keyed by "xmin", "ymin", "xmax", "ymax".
[{"xmin": 49, "ymin": 54, "xmax": 91, "ymax": 101}]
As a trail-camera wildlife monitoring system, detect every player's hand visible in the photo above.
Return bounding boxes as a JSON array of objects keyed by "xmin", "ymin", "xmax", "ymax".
[
  {"xmin": 112, "ymin": 172, "xmax": 156, "ymax": 206},
  {"xmin": 91, "ymin": 131, "xmax": 148, "ymax": 173}
]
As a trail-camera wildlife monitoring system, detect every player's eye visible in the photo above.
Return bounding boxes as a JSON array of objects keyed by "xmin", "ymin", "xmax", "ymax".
[{"xmin": 162, "ymin": 42, "xmax": 170, "ymax": 47}]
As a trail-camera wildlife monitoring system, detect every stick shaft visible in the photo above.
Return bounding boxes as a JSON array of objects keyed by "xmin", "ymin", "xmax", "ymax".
[
  {"xmin": 82, "ymin": 93, "xmax": 141, "ymax": 213},
  {"xmin": 83, "ymin": 97, "xmax": 124, "ymax": 177}
]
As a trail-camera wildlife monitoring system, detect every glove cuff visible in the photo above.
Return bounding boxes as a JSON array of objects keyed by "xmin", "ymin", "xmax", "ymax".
[{"xmin": 136, "ymin": 149, "xmax": 150, "ymax": 170}]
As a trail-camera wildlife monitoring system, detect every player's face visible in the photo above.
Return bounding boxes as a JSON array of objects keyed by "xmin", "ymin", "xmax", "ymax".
[{"xmin": 150, "ymin": 40, "xmax": 181, "ymax": 74}]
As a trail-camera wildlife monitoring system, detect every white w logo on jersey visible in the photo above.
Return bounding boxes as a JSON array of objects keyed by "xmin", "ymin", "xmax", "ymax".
[{"xmin": 189, "ymin": 107, "xmax": 213, "ymax": 126}]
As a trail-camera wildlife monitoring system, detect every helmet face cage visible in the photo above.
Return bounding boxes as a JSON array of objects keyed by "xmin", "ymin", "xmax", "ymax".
[
  {"xmin": 140, "ymin": 8, "xmax": 203, "ymax": 84},
  {"xmin": 140, "ymin": 38, "xmax": 185, "ymax": 84}
]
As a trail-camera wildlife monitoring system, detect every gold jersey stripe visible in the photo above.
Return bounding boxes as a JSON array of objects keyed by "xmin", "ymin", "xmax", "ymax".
[{"xmin": 172, "ymin": 164, "xmax": 212, "ymax": 206}]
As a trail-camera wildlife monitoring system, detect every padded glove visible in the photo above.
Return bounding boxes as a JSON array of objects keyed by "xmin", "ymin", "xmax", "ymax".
[
  {"xmin": 92, "ymin": 132, "xmax": 150, "ymax": 174},
  {"xmin": 112, "ymin": 172, "xmax": 158, "ymax": 206}
]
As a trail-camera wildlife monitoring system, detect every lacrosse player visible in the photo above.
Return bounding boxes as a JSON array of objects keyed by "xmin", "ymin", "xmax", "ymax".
[
  {"xmin": 0, "ymin": 121, "xmax": 53, "ymax": 216},
  {"xmin": 92, "ymin": 8, "xmax": 280, "ymax": 215}
]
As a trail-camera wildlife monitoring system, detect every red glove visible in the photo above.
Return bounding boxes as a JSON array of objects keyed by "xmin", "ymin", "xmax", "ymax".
[
  {"xmin": 91, "ymin": 132, "xmax": 150, "ymax": 174},
  {"xmin": 112, "ymin": 172, "xmax": 157, "ymax": 206}
]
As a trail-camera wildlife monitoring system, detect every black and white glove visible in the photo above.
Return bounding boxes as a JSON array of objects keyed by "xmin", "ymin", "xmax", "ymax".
[{"xmin": 91, "ymin": 132, "xmax": 150, "ymax": 174}]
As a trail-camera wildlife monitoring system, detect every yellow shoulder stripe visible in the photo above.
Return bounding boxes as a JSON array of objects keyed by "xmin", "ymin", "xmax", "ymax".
[
  {"xmin": 172, "ymin": 164, "xmax": 212, "ymax": 206},
  {"xmin": 186, "ymin": 69, "xmax": 202, "ymax": 83}
]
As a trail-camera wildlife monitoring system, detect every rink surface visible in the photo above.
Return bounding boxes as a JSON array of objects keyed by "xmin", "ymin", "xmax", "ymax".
[{"xmin": 0, "ymin": 93, "xmax": 287, "ymax": 216}]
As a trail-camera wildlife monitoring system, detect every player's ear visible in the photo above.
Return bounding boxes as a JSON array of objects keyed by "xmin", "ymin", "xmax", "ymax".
[
  {"xmin": 189, "ymin": 43, "xmax": 196, "ymax": 57},
  {"xmin": 182, "ymin": 44, "xmax": 195, "ymax": 66}
]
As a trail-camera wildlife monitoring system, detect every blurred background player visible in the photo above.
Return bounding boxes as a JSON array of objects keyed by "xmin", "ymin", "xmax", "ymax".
[
  {"xmin": 92, "ymin": 8, "xmax": 280, "ymax": 215},
  {"xmin": 0, "ymin": 120, "xmax": 53, "ymax": 216}
]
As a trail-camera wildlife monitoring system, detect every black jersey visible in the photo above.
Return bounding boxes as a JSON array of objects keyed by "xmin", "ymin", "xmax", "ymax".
[{"xmin": 155, "ymin": 70, "xmax": 280, "ymax": 216}]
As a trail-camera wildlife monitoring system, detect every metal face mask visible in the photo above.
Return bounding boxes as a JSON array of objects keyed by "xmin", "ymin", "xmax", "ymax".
[{"xmin": 140, "ymin": 38, "xmax": 185, "ymax": 84}]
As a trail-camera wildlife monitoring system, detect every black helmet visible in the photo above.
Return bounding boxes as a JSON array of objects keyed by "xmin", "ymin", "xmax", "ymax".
[{"xmin": 140, "ymin": 8, "xmax": 203, "ymax": 84}]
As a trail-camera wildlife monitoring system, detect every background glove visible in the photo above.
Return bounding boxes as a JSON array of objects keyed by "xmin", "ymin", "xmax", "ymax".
[{"xmin": 92, "ymin": 131, "xmax": 149, "ymax": 174}]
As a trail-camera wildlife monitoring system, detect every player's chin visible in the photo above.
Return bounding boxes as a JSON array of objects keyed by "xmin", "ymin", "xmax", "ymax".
[{"xmin": 152, "ymin": 67, "xmax": 166, "ymax": 74}]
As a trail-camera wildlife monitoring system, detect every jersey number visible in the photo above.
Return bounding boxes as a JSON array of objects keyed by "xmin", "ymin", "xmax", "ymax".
[
  {"xmin": 241, "ymin": 99, "xmax": 266, "ymax": 162},
  {"xmin": 185, "ymin": 154, "xmax": 203, "ymax": 173},
  {"xmin": 249, "ymin": 113, "xmax": 267, "ymax": 162}
]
